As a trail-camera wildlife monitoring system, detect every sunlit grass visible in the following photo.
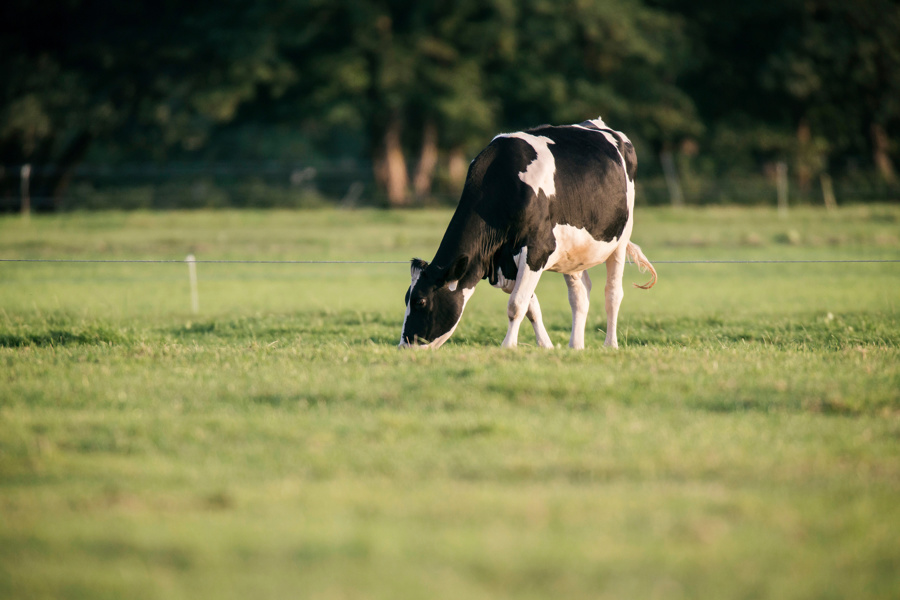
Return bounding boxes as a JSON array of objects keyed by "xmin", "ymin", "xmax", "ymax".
[{"xmin": 1, "ymin": 206, "xmax": 899, "ymax": 599}]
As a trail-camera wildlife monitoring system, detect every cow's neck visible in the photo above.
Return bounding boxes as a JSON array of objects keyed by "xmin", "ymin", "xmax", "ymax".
[{"xmin": 430, "ymin": 203, "xmax": 497, "ymax": 286}]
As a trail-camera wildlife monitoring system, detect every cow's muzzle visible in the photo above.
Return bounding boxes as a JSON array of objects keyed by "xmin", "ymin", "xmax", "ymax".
[{"xmin": 398, "ymin": 335, "xmax": 430, "ymax": 349}]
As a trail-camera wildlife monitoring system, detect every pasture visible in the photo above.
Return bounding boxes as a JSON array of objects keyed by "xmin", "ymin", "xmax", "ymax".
[{"xmin": 1, "ymin": 205, "xmax": 899, "ymax": 599}]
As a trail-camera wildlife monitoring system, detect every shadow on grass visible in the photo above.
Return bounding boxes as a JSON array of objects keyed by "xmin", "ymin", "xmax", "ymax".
[
  {"xmin": 696, "ymin": 396, "xmax": 866, "ymax": 417},
  {"xmin": 622, "ymin": 313, "xmax": 900, "ymax": 350},
  {"xmin": 0, "ymin": 327, "xmax": 124, "ymax": 348},
  {"xmin": 11, "ymin": 310, "xmax": 882, "ymax": 352},
  {"xmin": 167, "ymin": 311, "xmax": 401, "ymax": 342}
]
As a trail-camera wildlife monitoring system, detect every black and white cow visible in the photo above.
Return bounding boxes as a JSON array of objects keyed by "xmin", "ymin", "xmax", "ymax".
[{"xmin": 399, "ymin": 117, "xmax": 656, "ymax": 349}]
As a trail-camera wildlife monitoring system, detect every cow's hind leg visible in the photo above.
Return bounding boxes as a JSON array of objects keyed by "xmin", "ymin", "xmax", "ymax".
[
  {"xmin": 604, "ymin": 244, "xmax": 627, "ymax": 348},
  {"xmin": 565, "ymin": 271, "xmax": 592, "ymax": 349},
  {"xmin": 502, "ymin": 249, "xmax": 544, "ymax": 348}
]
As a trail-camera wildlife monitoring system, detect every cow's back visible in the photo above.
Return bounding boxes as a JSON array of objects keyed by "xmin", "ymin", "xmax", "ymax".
[
  {"xmin": 533, "ymin": 125, "xmax": 631, "ymax": 246},
  {"xmin": 467, "ymin": 125, "xmax": 632, "ymax": 273}
]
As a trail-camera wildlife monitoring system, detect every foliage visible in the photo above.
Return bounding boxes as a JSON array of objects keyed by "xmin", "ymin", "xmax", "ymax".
[
  {"xmin": 1, "ymin": 0, "xmax": 899, "ymax": 207},
  {"xmin": 659, "ymin": 0, "xmax": 900, "ymax": 177},
  {"xmin": 0, "ymin": 0, "xmax": 294, "ymax": 202}
]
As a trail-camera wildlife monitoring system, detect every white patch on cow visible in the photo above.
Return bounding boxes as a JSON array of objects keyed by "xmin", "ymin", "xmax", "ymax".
[
  {"xmin": 399, "ymin": 266, "xmax": 424, "ymax": 347},
  {"xmin": 599, "ymin": 130, "xmax": 620, "ymax": 149},
  {"xmin": 588, "ymin": 117, "xmax": 632, "ymax": 143},
  {"xmin": 447, "ymin": 280, "xmax": 458, "ymax": 292},
  {"xmin": 427, "ymin": 286, "xmax": 475, "ymax": 349},
  {"xmin": 490, "ymin": 267, "xmax": 514, "ymax": 292},
  {"xmin": 571, "ymin": 124, "xmax": 616, "ymax": 149},
  {"xmin": 513, "ymin": 247, "xmax": 526, "ymax": 267},
  {"xmin": 600, "ymin": 132, "xmax": 632, "ymax": 186},
  {"xmin": 545, "ymin": 224, "xmax": 620, "ymax": 274},
  {"xmin": 494, "ymin": 132, "xmax": 556, "ymax": 198},
  {"xmin": 626, "ymin": 170, "xmax": 635, "ymax": 210}
]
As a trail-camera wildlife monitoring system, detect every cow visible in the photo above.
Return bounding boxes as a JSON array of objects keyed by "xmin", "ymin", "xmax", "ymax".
[{"xmin": 399, "ymin": 117, "xmax": 656, "ymax": 350}]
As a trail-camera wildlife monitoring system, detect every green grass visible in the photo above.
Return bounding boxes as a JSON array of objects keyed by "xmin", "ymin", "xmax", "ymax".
[{"xmin": 1, "ymin": 205, "xmax": 899, "ymax": 599}]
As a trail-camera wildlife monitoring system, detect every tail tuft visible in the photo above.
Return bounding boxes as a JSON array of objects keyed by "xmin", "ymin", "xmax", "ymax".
[{"xmin": 625, "ymin": 242, "xmax": 657, "ymax": 289}]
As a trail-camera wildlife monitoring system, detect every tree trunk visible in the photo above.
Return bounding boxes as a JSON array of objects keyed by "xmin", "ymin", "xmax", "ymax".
[
  {"xmin": 48, "ymin": 131, "xmax": 93, "ymax": 208},
  {"xmin": 413, "ymin": 119, "xmax": 439, "ymax": 201},
  {"xmin": 447, "ymin": 147, "xmax": 468, "ymax": 194},
  {"xmin": 871, "ymin": 123, "xmax": 897, "ymax": 183},
  {"xmin": 795, "ymin": 119, "xmax": 813, "ymax": 192},
  {"xmin": 376, "ymin": 115, "xmax": 409, "ymax": 207},
  {"xmin": 20, "ymin": 164, "xmax": 31, "ymax": 217},
  {"xmin": 659, "ymin": 149, "xmax": 684, "ymax": 207}
]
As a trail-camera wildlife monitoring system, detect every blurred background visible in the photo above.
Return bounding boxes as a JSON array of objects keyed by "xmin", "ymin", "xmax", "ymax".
[{"xmin": 1, "ymin": 0, "xmax": 898, "ymax": 211}]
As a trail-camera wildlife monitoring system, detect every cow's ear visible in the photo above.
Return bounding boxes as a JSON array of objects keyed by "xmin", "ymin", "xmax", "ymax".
[
  {"xmin": 410, "ymin": 258, "xmax": 428, "ymax": 278},
  {"xmin": 445, "ymin": 255, "xmax": 469, "ymax": 288}
]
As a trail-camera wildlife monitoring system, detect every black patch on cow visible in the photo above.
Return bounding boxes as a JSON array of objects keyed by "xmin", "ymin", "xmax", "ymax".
[
  {"xmin": 486, "ymin": 242, "xmax": 520, "ymax": 286},
  {"xmin": 410, "ymin": 257, "xmax": 429, "ymax": 273}
]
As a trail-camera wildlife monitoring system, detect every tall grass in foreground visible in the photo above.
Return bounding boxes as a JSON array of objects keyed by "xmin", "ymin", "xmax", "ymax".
[{"xmin": 1, "ymin": 206, "xmax": 898, "ymax": 600}]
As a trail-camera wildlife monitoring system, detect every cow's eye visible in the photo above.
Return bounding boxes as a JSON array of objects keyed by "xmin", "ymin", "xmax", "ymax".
[{"xmin": 415, "ymin": 298, "xmax": 427, "ymax": 308}]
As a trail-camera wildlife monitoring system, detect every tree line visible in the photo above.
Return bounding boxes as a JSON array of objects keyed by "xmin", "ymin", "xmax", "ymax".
[{"xmin": 1, "ymin": 0, "xmax": 898, "ymax": 208}]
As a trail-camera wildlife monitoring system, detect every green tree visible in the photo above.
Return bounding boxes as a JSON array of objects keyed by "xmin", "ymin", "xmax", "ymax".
[
  {"xmin": 762, "ymin": 0, "xmax": 900, "ymax": 182},
  {"xmin": 274, "ymin": 0, "xmax": 503, "ymax": 206},
  {"xmin": 489, "ymin": 0, "xmax": 701, "ymax": 148},
  {"xmin": 0, "ymin": 0, "xmax": 293, "ymax": 206},
  {"xmin": 279, "ymin": 0, "xmax": 699, "ymax": 206},
  {"xmin": 652, "ymin": 0, "xmax": 900, "ymax": 182}
]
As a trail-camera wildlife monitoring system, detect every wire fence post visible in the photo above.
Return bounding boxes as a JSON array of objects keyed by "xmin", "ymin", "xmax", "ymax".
[
  {"xmin": 20, "ymin": 164, "xmax": 31, "ymax": 220},
  {"xmin": 776, "ymin": 161, "xmax": 789, "ymax": 218},
  {"xmin": 186, "ymin": 254, "xmax": 199, "ymax": 314},
  {"xmin": 660, "ymin": 151, "xmax": 685, "ymax": 207},
  {"xmin": 820, "ymin": 173, "xmax": 837, "ymax": 211}
]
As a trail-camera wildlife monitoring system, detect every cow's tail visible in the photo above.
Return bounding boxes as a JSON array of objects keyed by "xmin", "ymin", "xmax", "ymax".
[{"xmin": 625, "ymin": 242, "xmax": 657, "ymax": 289}]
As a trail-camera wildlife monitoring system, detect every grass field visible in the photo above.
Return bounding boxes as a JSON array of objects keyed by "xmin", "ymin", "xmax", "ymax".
[{"xmin": 1, "ymin": 205, "xmax": 899, "ymax": 599}]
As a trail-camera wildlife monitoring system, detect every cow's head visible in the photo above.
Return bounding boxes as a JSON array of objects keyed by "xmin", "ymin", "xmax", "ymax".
[{"xmin": 399, "ymin": 256, "xmax": 474, "ymax": 349}]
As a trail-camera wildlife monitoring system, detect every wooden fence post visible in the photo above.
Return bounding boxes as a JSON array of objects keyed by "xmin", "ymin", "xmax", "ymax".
[
  {"xmin": 820, "ymin": 173, "xmax": 837, "ymax": 211},
  {"xmin": 776, "ymin": 161, "xmax": 789, "ymax": 218},
  {"xmin": 21, "ymin": 164, "xmax": 31, "ymax": 219},
  {"xmin": 660, "ymin": 151, "xmax": 684, "ymax": 207}
]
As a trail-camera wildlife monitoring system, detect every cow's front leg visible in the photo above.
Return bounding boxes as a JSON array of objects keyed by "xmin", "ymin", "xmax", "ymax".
[
  {"xmin": 565, "ymin": 271, "xmax": 592, "ymax": 349},
  {"xmin": 502, "ymin": 250, "xmax": 544, "ymax": 348},
  {"xmin": 499, "ymin": 279, "xmax": 553, "ymax": 348},
  {"xmin": 604, "ymin": 245, "xmax": 626, "ymax": 348},
  {"xmin": 526, "ymin": 293, "xmax": 554, "ymax": 348}
]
